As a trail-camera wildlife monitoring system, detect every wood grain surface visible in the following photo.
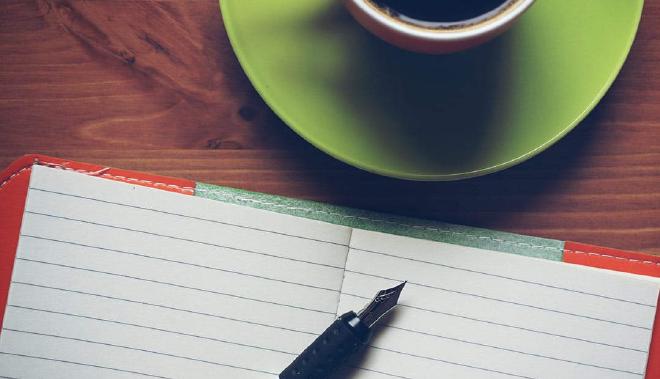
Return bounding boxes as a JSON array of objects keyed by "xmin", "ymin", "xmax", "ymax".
[{"xmin": 0, "ymin": 0, "xmax": 658, "ymax": 253}]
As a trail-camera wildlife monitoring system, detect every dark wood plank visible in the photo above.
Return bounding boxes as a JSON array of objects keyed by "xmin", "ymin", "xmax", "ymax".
[{"xmin": 0, "ymin": 0, "xmax": 658, "ymax": 253}]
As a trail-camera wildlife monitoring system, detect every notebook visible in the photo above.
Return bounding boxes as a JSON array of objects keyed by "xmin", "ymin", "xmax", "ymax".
[{"xmin": 1, "ymin": 155, "xmax": 659, "ymax": 379}]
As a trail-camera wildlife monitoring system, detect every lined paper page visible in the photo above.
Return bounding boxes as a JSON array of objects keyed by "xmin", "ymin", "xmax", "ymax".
[
  {"xmin": 2, "ymin": 165, "xmax": 659, "ymax": 379},
  {"xmin": 0, "ymin": 165, "xmax": 352, "ymax": 378},
  {"xmin": 338, "ymin": 229, "xmax": 660, "ymax": 379}
]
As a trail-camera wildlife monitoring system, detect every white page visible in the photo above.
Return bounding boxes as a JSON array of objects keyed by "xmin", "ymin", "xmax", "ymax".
[
  {"xmin": 0, "ymin": 165, "xmax": 352, "ymax": 378},
  {"xmin": 2, "ymin": 165, "xmax": 659, "ymax": 379},
  {"xmin": 338, "ymin": 229, "xmax": 660, "ymax": 379}
]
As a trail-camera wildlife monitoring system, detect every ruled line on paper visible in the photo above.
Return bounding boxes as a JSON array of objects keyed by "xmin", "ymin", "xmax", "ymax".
[
  {"xmin": 4, "ymin": 320, "xmax": 522, "ymax": 379},
  {"xmin": 342, "ymin": 292, "xmax": 647, "ymax": 353},
  {"xmin": 4, "ymin": 329, "xmax": 281, "ymax": 376},
  {"xmin": 20, "ymin": 234, "xmax": 340, "ymax": 293},
  {"xmin": 339, "ymin": 229, "xmax": 659, "ymax": 379},
  {"xmin": 19, "ymin": 303, "xmax": 569, "ymax": 378},
  {"xmin": 24, "ymin": 211, "xmax": 346, "ymax": 270},
  {"xmin": 368, "ymin": 346, "xmax": 536, "ymax": 379},
  {"xmin": 0, "ymin": 352, "xmax": 174, "ymax": 379},
  {"xmin": 367, "ymin": 327, "xmax": 642, "ymax": 375},
  {"xmin": 29, "ymin": 187, "xmax": 348, "ymax": 248},
  {"xmin": 1, "ymin": 166, "xmax": 356, "ymax": 378},
  {"xmin": 15, "ymin": 258, "xmax": 336, "ymax": 315},
  {"xmin": 2, "ymin": 165, "xmax": 658, "ymax": 379},
  {"xmin": 11, "ymin": 282, "xmax": 318, "ymax": 336},
  {"xmin": 349, "ymin": 366, "xmax": 413, "ymax": 379},
  {"xmin": 6, "ymin": 305, "xmax": 299, "ymax": 356},
  {"xmin": 349, "ymin": 247, "xmax": 654, "ymax": 306},
  {"xmin": 344, "ymin": 270, "xmax": 650, "ymax": 329},
  {"xmin": 1, "ymin": 346, "xmax": 411, "ymax": 379},
  {"xmin": 3, "ymin": 307, "xmax": 420, "ymax": 379}
]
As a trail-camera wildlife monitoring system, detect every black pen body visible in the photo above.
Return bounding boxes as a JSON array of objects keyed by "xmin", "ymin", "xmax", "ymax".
[{"xmin": 279, "ymin": 311, "xmax": 372, "ymax": 379}]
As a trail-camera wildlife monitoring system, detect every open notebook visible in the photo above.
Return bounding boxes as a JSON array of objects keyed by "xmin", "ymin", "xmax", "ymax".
[{"xmin": 1, "ymin": 156, "xmax": 659, "ymax": 379}]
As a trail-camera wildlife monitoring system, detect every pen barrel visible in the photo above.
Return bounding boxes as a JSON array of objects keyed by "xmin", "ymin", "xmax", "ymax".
[{"xmin": 279, "ymin": 311, "xmax": 372, "ymax": 379}]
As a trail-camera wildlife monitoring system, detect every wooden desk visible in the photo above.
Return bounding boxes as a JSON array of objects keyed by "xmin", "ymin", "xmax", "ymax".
[{"xmin": 1, "ymin": 1, "xmax": 658, "ymax": 253}]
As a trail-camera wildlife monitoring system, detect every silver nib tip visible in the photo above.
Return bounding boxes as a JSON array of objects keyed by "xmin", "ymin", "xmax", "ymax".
[{"xmin": 357, "ymin": 281, "xmax": 406, "ymax": 328}]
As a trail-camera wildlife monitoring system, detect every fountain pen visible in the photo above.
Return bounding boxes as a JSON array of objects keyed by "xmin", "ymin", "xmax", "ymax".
[{"xmin": 279, "ymin": 282, "xmax": 406, "ymax": 379}]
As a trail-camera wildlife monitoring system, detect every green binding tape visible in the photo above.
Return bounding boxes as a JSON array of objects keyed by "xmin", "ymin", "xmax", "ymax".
[{"xmin": 195, "ymin": 182, "xmax": 564, "ymax": 261}]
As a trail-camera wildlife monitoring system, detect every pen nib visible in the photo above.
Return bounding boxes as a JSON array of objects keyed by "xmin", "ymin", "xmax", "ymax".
[{"xmin": 357, "ymin": 281, "xmax": 406, "ymax": 328}]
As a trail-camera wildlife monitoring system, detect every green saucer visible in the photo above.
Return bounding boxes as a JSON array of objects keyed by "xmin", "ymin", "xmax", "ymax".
[{"xmin": 221, "ymin": 0, "xmax": 643, "ymax": 180}]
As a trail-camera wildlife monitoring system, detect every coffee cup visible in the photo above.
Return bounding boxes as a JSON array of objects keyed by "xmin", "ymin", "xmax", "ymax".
[{"xmin": 345, "ymin": 0, "xmax": 536, "ymax": 54}]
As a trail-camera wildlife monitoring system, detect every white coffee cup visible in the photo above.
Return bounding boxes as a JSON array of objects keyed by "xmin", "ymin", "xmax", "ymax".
[{"xmin": 345, "ymin": 0, "xmax": 536, "ymax": 54}]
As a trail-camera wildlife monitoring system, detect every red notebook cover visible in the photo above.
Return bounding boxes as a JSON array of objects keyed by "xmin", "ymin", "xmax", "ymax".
[{"xmin": 1, "ymin": 154, "xmax": 659, "ymax": 377}]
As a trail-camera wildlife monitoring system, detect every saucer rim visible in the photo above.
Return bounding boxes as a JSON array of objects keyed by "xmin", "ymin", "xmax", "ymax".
[{"xmin": 220, "ymin": 0, "xmax": 644, "ymax": 181}]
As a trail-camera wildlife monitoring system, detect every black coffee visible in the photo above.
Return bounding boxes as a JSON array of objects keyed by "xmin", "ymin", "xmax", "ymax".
[{"xmin": 370, "ymin": 0, "xmax": 511, "ymax": 26}]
